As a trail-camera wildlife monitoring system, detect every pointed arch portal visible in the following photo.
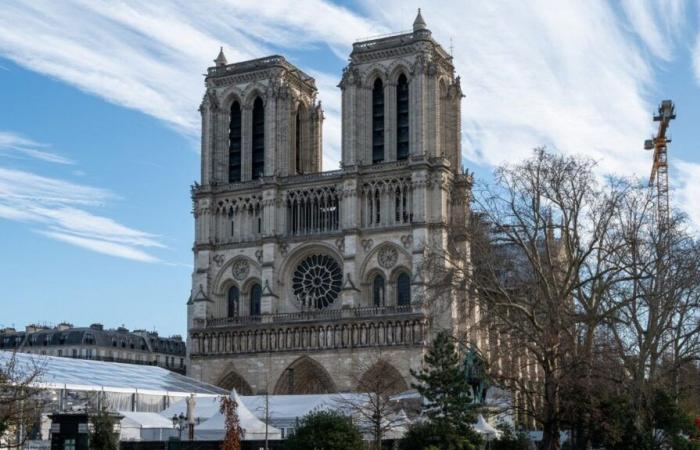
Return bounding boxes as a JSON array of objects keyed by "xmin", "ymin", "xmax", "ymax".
[{"xmin": 274, "ymin": 356, "xmax": 337, "ymax": 394}]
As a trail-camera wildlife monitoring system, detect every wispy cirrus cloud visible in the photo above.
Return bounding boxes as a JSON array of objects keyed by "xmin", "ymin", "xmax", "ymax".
[
  {"xmin": 0, "ymin": 1, "xmax": 698, "ymax": 227},
  {"xmin": 0, "ymin": 166, "xmax": 164, "ymax": 263},
  {"xmin": 0, "ymin": 131, "xmax": 74, "ymax": 165},
  {"xmin": 0, "ymin": 0, "xmax": 381, "ymax": 153}
]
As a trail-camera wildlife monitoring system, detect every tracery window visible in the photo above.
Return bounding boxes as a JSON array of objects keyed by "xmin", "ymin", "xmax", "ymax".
[
  {"xmin": 286, "ymin": 187, "xmax": 340, "ymax": 236},
  {"xmin": 396, "ymin": 74, "xmax": 409, "ymax": 160},
  {"xmin": 252, "ymin": 97, "xmax": 265, "ymax": 179},
  {"xmin": 292, "ymin": 254, "xmax": 343, "ymax": 309},
  {"xmin": 229, "ymin": 101, "xmax": 242, "ymax": 182},
  {"xmin": 396, "ymin": 272, "xmax": 411, "ymax": 306},
  {"xmin": 250, "ymin": 283, "xmax": 262, "ymax": 316},
  {"xmin": 372, "ymin": 78, "xmax": 385, "ymax": 163},
  {"xmin": 227, "ymin": 285, "xmax": 240, "ymax": 318},
  {"xmin": 372, "ymin": 274, "xmax": 385, "ymax": 307}
]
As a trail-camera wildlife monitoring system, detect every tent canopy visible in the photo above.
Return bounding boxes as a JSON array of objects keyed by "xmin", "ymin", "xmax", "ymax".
[{"xmin": 195, "ymin": 391, "xmax": 281, "ymax": 441}]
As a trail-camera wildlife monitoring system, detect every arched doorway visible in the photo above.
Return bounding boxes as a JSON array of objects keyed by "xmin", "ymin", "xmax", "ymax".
[
  {"xmin": 274, "ymin": 356, "xmax": 337, "ymax": 394},
  {"xmin": 357, "ymin": 360, "xmax": 408, "ymax": 395},
  {"xmin": 217, "ymin": 370, "xmax": 253, "ymax": 395}
]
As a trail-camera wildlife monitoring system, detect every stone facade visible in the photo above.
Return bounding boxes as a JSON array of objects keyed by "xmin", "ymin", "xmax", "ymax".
[{"xmin": 187, "ymin": 11, "xmax": 477, "ymax": 394}]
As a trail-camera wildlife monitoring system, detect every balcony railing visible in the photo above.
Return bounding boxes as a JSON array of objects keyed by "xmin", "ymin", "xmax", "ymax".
[{"xmin": 198, "ymin": 305, "xmax": 420, "ymax": 330}]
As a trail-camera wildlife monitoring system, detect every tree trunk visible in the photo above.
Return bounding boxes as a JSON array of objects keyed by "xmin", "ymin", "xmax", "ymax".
[{"xmin": 541, "ymin": 369, "xmax": 561, "ymax": 450}]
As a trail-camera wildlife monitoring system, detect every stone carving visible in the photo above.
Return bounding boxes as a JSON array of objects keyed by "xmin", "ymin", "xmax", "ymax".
[
  {"xmin": 231, "ymin": 258, "xmax": 250, "ymax": 281},
  {"xmin": 400, "ymin": 235, "xmax": 413, "ymax": 249},
  {"xmin": 335, "ymin": 237, "xmax": 345, "ymax": 253},
  {"xmin": 255, "ymin": 249, "xmax": 263, "ymax": 263},
  {"xmin": 279, "ymin": 242, "xmax": 289, "ymax": 256},
  {"xmin": 212, "ymin": 254, "xmax": 225, "ymax": 267},
  {"xmin": 378, "ymin": 246, "xmax": 399, "ymax": 269},
  {"xmin": 361, "ymin": 239, "xmax": 374, "ymax": 252}
]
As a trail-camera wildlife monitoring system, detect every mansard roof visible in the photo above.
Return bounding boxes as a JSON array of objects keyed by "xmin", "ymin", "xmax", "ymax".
[{"xmin": 0, "ymin": 326, "xmax": 186, "ymax": 355}]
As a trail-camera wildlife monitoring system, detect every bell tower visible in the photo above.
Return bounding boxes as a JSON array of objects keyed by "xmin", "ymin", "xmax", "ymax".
[
  {"xmin": 199, "ymin": 52, "xmax": 323, "ymax": 185},
  {"xmin": 339, "ymin": 9, "xmax": 463, "ymax": 170}
]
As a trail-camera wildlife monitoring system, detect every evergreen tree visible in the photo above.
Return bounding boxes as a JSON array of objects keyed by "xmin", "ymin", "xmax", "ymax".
[
  {"xmin": 410, "ymin": 331, "xmax": 476, "ymax": 430},
  {"xmin": 283, "ymin": 410, "xmax": 363, "ymax": 450},
  {"xmin": 89, "ymin": 409, "xmax": 119, "ymax": 450}
]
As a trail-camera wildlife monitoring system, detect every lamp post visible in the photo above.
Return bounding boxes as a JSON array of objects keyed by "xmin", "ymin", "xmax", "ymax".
[{"xmin": 171, "ymin": 412, "xmax": 186, "ymax": 440}]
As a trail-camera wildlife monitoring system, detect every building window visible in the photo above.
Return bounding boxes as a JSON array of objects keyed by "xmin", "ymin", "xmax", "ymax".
[
  {"xmin": 396, "ymin": 74, "xmax": 409, "ymax": 160},
  {"xmin": 250, "ymin": 283, "xmax": 262, "ymax": 316},
  {"xmin": 372, "ymin": 274, "xmax": 385, "ymax": 307},
  {"xmin": 252, "ymin": 97, "xmax": 265, "ymax": 179},
  {"xmin": 396, "ymin": 272, "xmax": 411, "ymax": 306},
  {"xmin": 229, "ymin": 101, "xmax": 242, "ymax": 182},
  {"xmin": 228, "ymin": 285, "xmax": 240, "ymax": 318},
  {"xmin": 372, "ymin": 78, "xmax": 385, "ymax": 163}
]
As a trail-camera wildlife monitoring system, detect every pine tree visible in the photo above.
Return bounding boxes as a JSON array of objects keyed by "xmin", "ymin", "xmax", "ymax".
[
  {"xmin": 89, "ymin": 409, "xmax": 119, "ymax": 450},
  {"xmin": 410, "ymin": 331, "xmax": 477, "ymax": 432}
]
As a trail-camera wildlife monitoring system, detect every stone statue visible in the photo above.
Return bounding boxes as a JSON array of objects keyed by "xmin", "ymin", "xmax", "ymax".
[{"xmin": 463, "ymin": 346, "xmax": 490, "ymax": 404}]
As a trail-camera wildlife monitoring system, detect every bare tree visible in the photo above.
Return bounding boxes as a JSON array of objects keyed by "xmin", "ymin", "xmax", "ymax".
[
  {"xmin": 607, "ymin": 189, "xmax": 700, "ymax": 444},
  {"xmin": 424, "ymin": 149, "xmax": 631, "ymax": 450},
  {"xmin": 334, "ymin": 353, "xmax": 408, "ymax": 450},
  {"xmin": 0, "ymin": 351, "xmax": 45, "ymax": 449}
]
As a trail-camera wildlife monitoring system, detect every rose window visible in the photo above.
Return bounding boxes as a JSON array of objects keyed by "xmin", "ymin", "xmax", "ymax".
[{"xmin": 292, "ymin": 254, "xmax": 343, "ymax": 309}]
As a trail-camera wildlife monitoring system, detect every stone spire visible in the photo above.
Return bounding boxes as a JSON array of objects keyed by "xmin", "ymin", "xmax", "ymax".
[
  {"xmin": 214, "ymin": 47, "xmax": 227, "ymax": 67},
  {"xmin": 413, "ymin": 8, "xmax": 427, "ymax": 31}
]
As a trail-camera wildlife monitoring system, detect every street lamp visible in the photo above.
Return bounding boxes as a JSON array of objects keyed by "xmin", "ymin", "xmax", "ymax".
[{"xmin": 171, "ymin": 412, "xmax": 186, "ymax": 440}]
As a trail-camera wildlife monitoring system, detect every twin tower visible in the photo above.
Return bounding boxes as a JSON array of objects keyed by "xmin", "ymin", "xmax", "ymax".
[{"xmin": 188, "ymin": 11, "xmax": 476, "ymax": 396}]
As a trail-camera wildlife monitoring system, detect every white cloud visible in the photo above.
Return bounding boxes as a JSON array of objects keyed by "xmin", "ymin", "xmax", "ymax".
[
  {"xmin": 0, "ymin": 1, "xmax": 697, "ymax": 226},
  {"xmin": 0, "ymin": 0, "xmax": 381, "ymax": 161},
  {"xmin": 620, "ymin": 0, "xmax": 683, "ymax": 61},
  {"xmin": 694, "ymin": 34, "xmax": 700, "ymax": 83},
  {"xmin": 356, "ymin": 1, "xmax": 657, "ymax": 178},
  {"xmin": 674, "ymin": 160, "xmax": 700, "ymax": 229},
  {"xmin": 0, "ymin": 131, "xmax": 74, "ymax": 165},
  {"xmin": 0, "ymin": 166, "xmax": 164, "ymax": 263}
]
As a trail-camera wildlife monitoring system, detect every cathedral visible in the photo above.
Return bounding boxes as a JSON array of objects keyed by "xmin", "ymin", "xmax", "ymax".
[{"xmin": 187, "ymin": 11, "xmax": 478, "ymax": 395}]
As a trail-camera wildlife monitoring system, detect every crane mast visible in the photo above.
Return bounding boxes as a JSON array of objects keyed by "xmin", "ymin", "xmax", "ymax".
[{"xmin": 644, "ymin": 99, "xmax": 676, "ymax": 228}]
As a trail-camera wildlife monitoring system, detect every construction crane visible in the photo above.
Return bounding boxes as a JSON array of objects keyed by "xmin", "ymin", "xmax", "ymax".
[{"xmin": 644, "ymin": 99, "xmax": 676, "ymax": 227}]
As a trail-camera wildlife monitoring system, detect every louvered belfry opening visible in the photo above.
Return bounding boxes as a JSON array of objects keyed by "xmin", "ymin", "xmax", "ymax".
[
  {"xmin": 228, "ymin": 101, "xmax": 242, "ymax": 182},
  {"xmin": 396, "ymin": 74, "xmax": 409, "ymax": 160},
  {"xmin": 251, "ymin": 97, "xmax": 265, "ymax": 179},
  {"xmin": 372, "ymin": 78, "xmax": 385, "ymax": 164}
]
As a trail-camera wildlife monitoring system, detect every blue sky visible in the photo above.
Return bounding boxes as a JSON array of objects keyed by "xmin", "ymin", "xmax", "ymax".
[{"xmin": 1, "ymin": 1, "xmax": 699, "ymax": 337}]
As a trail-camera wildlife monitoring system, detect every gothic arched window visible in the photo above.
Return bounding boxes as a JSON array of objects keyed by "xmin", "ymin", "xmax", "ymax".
[
  {"xmin": 252, "ymin": 97, "xmax": 265, "ymax": 179},
  {"xmin": 227, "ymin": 285, "xmax": 240, "ymax": 318},
  {"xmin": 250, "ymin": 283, "xmax": 262, "ymax": 316},
  {"xmin": 229, "ymin": 101, "xmax": 242, "ymax": 182},
  {"xmin": 372, "ymin": 78, "xmax": 385, "ymax": 164},
  {"xmin": 372, "ymin": 274, "xmax": 385, "ymax": 307},
  {"xmin": 396, "ymin": 272, "xmax": 411, "ymax": 306},
  {"xmin": 396, "ymin": 74, "xmax": 409, "ymax": 160}
]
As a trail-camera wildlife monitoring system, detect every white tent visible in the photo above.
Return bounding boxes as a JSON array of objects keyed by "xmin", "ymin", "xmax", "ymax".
[
  {"xmin": 160, "ymin": 394, "xmax": 222, "ymax": 423},
  {"xmin": 118, "ymin": 411, "xmax": 177, "ymax": 441},
  {"xmin": 194, "ymin": 391, "xmax": 281, "ymax": 441},
  {"xmin": 474, "ymin": 414, "xmax": 502, "ymax": 439}
]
